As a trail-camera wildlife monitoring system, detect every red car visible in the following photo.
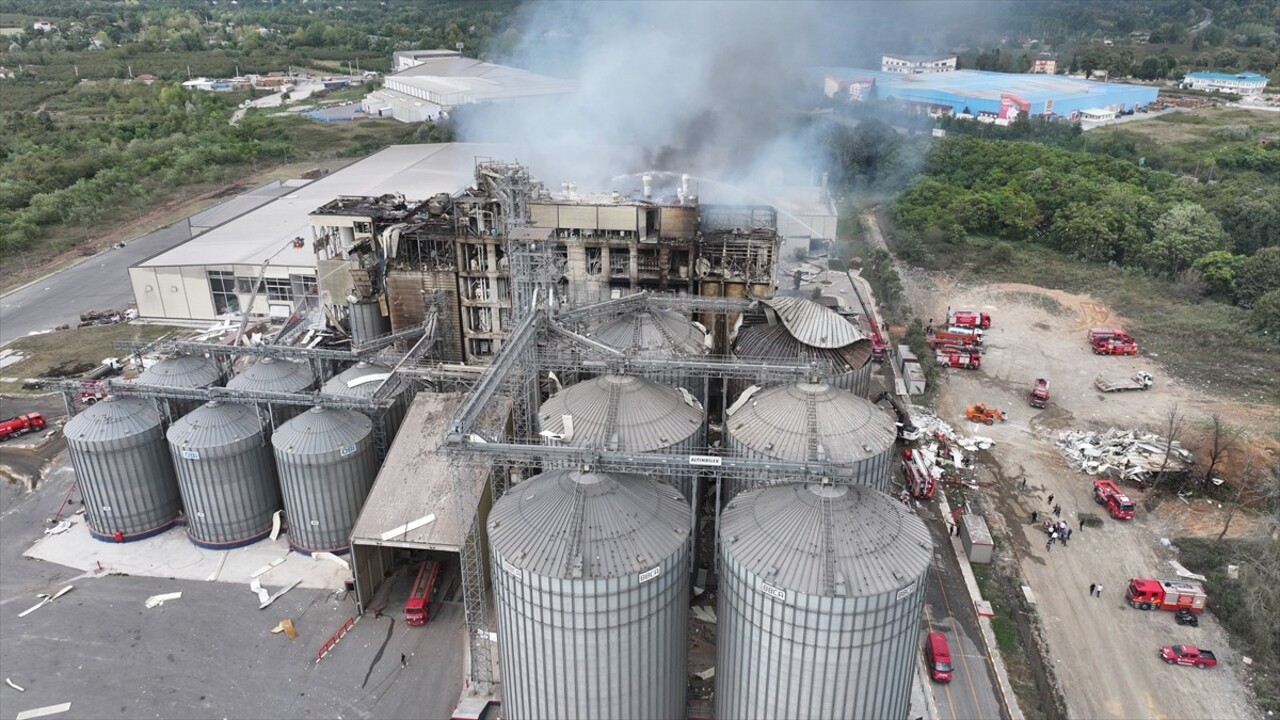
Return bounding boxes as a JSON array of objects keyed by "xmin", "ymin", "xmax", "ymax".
[{"xmin": 1160, "ymin": 645, "xmax": 1217, "ymax": 668}]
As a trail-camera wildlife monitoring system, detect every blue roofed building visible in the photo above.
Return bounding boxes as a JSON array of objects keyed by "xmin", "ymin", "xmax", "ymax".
[
  {"xmin": 1181, "ymin": 71, "xmax": 1268, "ymax": 95},
  {"xmin": 818, "ymin": 68, "xmax": 1159, "ymax": 123}
]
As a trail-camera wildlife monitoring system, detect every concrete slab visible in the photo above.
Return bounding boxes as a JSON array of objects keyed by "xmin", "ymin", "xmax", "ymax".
[{"xmin": 24, "ymin": 513, "xmax": 348, "ymax": 591}]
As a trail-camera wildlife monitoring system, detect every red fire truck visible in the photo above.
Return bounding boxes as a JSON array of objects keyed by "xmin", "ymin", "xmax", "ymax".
[
  {"xmin": 901, "ymin": 448, "xmax": 936, "ymax": 500},
  {"xmin": 1092, "ymin": 479, "xmax": 1135, "ymax": 520},
  {"xmin": 936, "ymin": 346, "xmax": 982, "ymax": 370},
  {"xmin": 1126, "ymin": 578, "xmax": 1207, "ymax": 613},
  {"xmin": 404, "ymin": 559, "xmax": 442, "ymax": 626},
  {"xmin": 948, "ymin": 311, "xmax": 991, "ymax": 330},
  {"xmin": 0, "ymin": 413, "xmax": 47, "ymax": 441}
]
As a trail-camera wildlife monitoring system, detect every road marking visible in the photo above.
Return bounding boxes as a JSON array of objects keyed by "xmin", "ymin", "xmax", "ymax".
[
  {"xmin": 16, "ymin": 703, "xmax": 72, "ymax": 720},
  {"xmin": 922, "ymin": 604, "xmax": 957, "ymax": 718},
  {"xmin": 932, "ymin": 558, "xmax": 987, "ymax": 718}
]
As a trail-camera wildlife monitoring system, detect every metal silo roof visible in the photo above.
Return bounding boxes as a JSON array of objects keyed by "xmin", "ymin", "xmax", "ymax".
[
  {"xmin": 321, "ymin": 362, "xmax": 392, "ymax": 398},
  {"xmin": 65, "ymin": 396, "xmax": 164, "ymax": 444},
  {"xmin": 488, "ymin": 468, "xmax": 690, "ymax": 579},
  {"xmin": 728, "ymin": 382, "xmax": 895, "ymax": 463},
  {"xmin": 761, "ymin": 296, "xmax": 865, "ymax": 350},
  {"xmin": 589, "ymin": 309, "xmax": 708, "ymax": 358},
  {"xmin": 272, "ymin": 405, "xmax": 372, "ymax": 456},
  {"xmin": 167, "ymin": 401, "xmax": 265, "ymax": 450},
  {"xmin": 538, "ymin": 374, "xmax": 703, "ymax": 452},
  {"xmin": 137, "ymin": 354, "xmax": 220, "ymax": 388},
  {"xmin": 734, "ymin": 323, "xmax": 871, "ymax": 372},
  {"xmin": 721, "ymin": 483, "xmax": 932, "ymax": 597},
  {"xmin": 226, "ymin": 357, "xmax": 313, "ymax": 394}
]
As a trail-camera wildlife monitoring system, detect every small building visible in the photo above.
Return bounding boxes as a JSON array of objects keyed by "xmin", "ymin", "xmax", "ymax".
[
  {"xmin": 960, "ymin": 513, "xmax": 994, "ymax": 564},
  {"xmin": 134, "ymin": 73, "xmax": 157, "ymax": 85},
  {"xmin": 881, "ymin": 53, "xmax": 957, "ymax": 74},
  {"xmin": 32, "ymin": 20, "xmax": 55, "ymax": 32},
  {"xmin": 1079, "ymin": 107, "xmax": 1117, "ymax": 123},
  {"xmin": 0, "ymin": 66, "xmax": 14, "ymax": 80},
  {"xmin": 1031, "ymin": 54, "xmax": 1057, "ymax": 75},
  {"xmin": 1182, "ymin": 71, "xmax": 1269, "ymax": 96}
]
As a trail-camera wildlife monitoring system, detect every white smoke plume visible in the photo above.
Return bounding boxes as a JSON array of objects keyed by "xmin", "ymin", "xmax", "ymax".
[{"xmin": 458, "ymin": 1, "xmax": 984, "ymax": 196}]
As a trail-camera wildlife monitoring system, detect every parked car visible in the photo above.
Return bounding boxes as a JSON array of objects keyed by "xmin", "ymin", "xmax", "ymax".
[
  {"xmin": 925, "ymin": 632, "xmax": 953, "ymax": 683},
  {"xmin": 1160, "ymin": 645, "xmax": 1217, "ymax": 668}
]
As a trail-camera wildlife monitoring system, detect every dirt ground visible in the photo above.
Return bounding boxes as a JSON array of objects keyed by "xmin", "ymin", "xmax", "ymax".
[{"xmin": 912, "ymin": 277, "xmax": 1268, "ymax": 719}]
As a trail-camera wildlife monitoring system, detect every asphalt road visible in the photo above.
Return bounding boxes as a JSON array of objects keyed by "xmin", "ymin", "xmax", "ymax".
[
  {"xmin": 0, "ymin": 220, "xmax": 193, "ymax": 347},
  {"xmin": 919, "ymin": 506, "xmax": 1006, "ymax": 720},
  {"xmin": 0, "ymin": 457, "xmax": 466, "ymax": 720}
]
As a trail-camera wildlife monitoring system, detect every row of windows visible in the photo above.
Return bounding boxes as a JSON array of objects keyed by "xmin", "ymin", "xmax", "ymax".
[{"xmin": 207, "ymin": 271, "xmax": 316, "ymax": 314}]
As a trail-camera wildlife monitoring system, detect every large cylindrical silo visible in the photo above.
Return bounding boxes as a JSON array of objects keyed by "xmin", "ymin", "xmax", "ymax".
[
  {"xmin": 724, "ymin": 381, "xmax": 896, "ymax": 501},
  {"xmin": 167, "ymin": 400, "xmax": 281, "ymax": 549},
  {"xmin": 488, "ymin": 468, "xmax": 691, "ymax": 720},
  {"xmin": 537, "ymin": 374, "xmax": 704, "ymax": 503},
  {"xmin": 348, "ymin": 300, "xmax": 390, "ymax": 345},
  {"xmin": 716, "ymin": 482, "xmax": 933, "ymax": 720},
  {"xmin": 588, "ymin": 308, "xmax": 710, "ymax": 400},
  {"xmin": 136, "ymin": 354, "xmax": 222, "ymax": 417},
  {"xmin": 271, "ymin": 406, "xmax": 377, "ymax": 555},
  {"xmin": 64, "ymin": 396, "xmax": 182, "ymax": 542},
  {"xmin": 732, "ymin": 295, "xmax": 873, "ymax": 397},
  {"xmin": 226, "ymin": 357, "xmax": 315, "ymax": 424},
  {"xmin": 321, "ymin": 361, "xmax": 406, "ymax": 444}
]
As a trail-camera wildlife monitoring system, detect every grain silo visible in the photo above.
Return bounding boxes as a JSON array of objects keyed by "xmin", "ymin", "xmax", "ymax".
[
  {"xmin": 587, "ymin": 307, "xmax": 710, "ymax": 396},
  {"xmin": 226, "ymin": 357, "xmax": 315, "ymax": 424},
  {"xmin": 537, "ymin": 374, "xmax": 704, "ymax": 504},
  {"xmin": 732, "ymin": 295, "xmax": 873, "ymax": 396},
  {"xmin": 716, "ymin": 482, "xmax": 932, "ymax": 720},
  {"xmin": 64, "ymin": 396, "xmax": 182, "ymax": 542},
  {"xmin": 321, "ymin": 361, "xmax": 407, "ymax": 443},
  {"xmin": 271, "ymin": 406, "xmax": 377, "ymax": 555},
  {"xmin": 167, "ymin": 400, "xmax": 281, "ymax": 548},
  {"xmin": 724, "ymin": 381, "xmax": 895, "ymax": 500},
  {"xmin": 136, "ymin": 354, "xmax": 222, "ymax": 417},
  {"xmin": 488, "ymin": 468, "xmax": 691, "ymax": 720},
  {"xmin": 348, "ymin": 299, "xmax": 390, "ymax": 345}
]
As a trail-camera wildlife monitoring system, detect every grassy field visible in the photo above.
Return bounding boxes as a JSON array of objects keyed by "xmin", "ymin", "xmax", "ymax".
[{"xmin": 0, "ymin": 324, "xmax": 186, "ymax": 395}]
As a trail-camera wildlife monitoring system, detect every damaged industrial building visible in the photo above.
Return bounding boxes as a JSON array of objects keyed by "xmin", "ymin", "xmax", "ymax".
[{"xmin": 56, "ymin": 146, "xmax": 935, "ymax": 719}]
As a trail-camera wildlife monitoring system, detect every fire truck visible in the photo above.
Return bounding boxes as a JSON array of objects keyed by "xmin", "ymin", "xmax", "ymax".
[
  {"xmin": 901, "ymin": 448, "xmax": 936, "ymax": 499},
  {"xmin": 936, "ymin": 346, "xmax": 981, "ymax": 370},
  {"xmin": 0, "ymin": 413, "xmax": 47, "ymax": 441},
  {"xmin": 1092, "ymin": 478, "xmax": 1135, "ymax": 520},
  {"xmin": 928, "ymin": 327, "xmax": 983, "ymax": 348},
  {"xmin": 1093, "ymin": 336, "xmax": 1140, "ymax": 356},
  {"xmin": 1029, "ymin": 378, "xmax": 1050, "ymax": 408},
  {"xmin": 948, "ymin": 311, "xmax": 991, "ymax": 330},
  {"xmin": 1126, "ymin": 578, "xmax": 1207, "ymax": 613}
]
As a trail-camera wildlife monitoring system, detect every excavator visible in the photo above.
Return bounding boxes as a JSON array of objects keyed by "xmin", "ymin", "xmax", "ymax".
[
  {"xmin": 965, "ymin": 403, "xmax": 1007, "ymax": 425},
  {"xmin": 873, "ymin": 392, "xmax": 922, "ymax": 443}
]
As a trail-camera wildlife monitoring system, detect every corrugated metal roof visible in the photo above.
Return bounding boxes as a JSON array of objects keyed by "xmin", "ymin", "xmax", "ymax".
[
  {"xmin": 65, "ymin": 396, "xmax": 163, "ymax": 443},
  {"xmin": 321, "ymin": 362, "xmax": 392, "ymax": 398},
  {"xmin": 137, "ymin": 354, "xmax": 221, "ymax": 388},
  {"xmin": 271, "ymin": 405, "xmax": 371, "ymax": 457},
  {"xmin": 589, "ymin": 310, "xmax": 708, "ymax": 359},
  {"xmin": 760, "ymin": 296, "xmax": 865, "ymax": 350},
  {"xmin": 733, "ymin": 323, "xmax": 871, "ymax": 372},
  {"xmin": 226, "ymin": 357, "xmax": 313, "ymax": 394},
  {"xmin": 728, "ymin": 382, "xmax": 895, "ymax": 463},
  {"xmin": 350, "ymin": 392, "xmax": 510, "ymax": 552},
  {"xmin": 721, "ymin": 483, "xmax": 932, "ymax": 597},
  {"xmin": 488, "ymin": 468, "xmax": 689, "ymax": 579},
  {"xmin": 539, "ymin": 374, "xmax": 703, "ymax": 451},
  {"xmin": 167, "ymin": 401, "xmax": 265, "ymax": 450}
]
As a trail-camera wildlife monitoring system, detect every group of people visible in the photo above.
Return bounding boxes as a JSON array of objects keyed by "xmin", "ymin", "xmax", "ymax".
[{"xmin": 1030, "ymin": 492, "xmax": 1084, "ymax": 552}]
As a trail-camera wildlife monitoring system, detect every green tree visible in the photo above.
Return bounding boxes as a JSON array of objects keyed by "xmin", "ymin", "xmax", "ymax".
[
  {"xmin": 1192, "ymin": 250, "xmax": 1245, "ymax": 298},
  {"xmin": 1250, "ymin": 290, "xmax": 1280, "ymax": 338},
  {"xmin": 1219, "ymin": 195, "xmax": 1280, "ymax": 256},
  {"xmin": 1050, "ymin": 201, "xmax": 1123, "ymax": 262},
  {"xmin": 1140, "ymin": 203, "xmax": 1229, "ymax": 276},
  {"xmin": 1237, "ymin": 247, "xmax": 1280, "ymax": 307}
]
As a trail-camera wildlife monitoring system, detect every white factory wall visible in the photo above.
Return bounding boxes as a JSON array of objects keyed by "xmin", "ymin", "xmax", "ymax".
[{"xmin": 131, "ymin": 264, "xmax": 314, "ymax": 322}]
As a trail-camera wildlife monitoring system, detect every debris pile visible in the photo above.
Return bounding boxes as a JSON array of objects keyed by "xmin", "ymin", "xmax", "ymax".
[
  {"xmin": 904, "ymin": 409, "xmax": 995, "ymax": 495},
  {"xmin": 1057, "ymin": 429, "xmax": 1194, "ymax": 488}
]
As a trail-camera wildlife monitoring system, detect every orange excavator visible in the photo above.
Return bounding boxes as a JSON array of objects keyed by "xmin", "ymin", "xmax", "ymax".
[{"xmin": 965, "ymin": 403, "xmax": 1006, "ymax": 425}]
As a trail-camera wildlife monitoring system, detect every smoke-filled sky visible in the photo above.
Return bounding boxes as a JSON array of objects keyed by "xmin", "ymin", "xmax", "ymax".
[{"xmin": 457, "ymin": 1, "xmax": 989, "ymax": 195}]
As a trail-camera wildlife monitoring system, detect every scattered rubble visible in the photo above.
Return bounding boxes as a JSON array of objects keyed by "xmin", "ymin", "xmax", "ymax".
[
  {"xmin": 1056, "ymin": 429, "xmax": 1194, "ymax": 488},
  {"xmin": 904, "ymin": 409, "xmax": 995, "ymax": 494}
]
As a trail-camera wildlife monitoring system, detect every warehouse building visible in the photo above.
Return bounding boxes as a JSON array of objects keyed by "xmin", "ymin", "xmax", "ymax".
[
  {"xmin": 820, "ymin": 67, "xmax": 1159, "ymax": 122},
  {"xmin": 1181, "ymin": 71, "xmax": 1269, "ymax": 95}
]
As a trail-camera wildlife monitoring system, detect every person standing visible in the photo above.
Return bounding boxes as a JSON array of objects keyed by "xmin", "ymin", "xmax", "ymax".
[
  {"xmin": 1079, "ymin": 517, "xmax": 1086, "ymax": 531},
  {"xmin": 1095, "ymin": 584, "xmax": 1103, "ymax": 598},
  {"xmin": 1048, "ymin": 494, "xmax": 1055, "ymax": 506},
  {"xmin": 1032, "ymin": 510, "xmax": 1039, "ymax": 523},
  {"xmin": 1090, "ymin": 583, "xmax": 1097, "ymax": 595},
  {"xmin": 401, "ymin": 653, "xmax": 408, "ymax": 668}
]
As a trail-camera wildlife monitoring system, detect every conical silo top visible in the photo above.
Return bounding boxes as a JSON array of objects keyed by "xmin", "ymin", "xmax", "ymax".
[
  {"xmin": 488, "ymin": 468, "xmax": 689, "ymax": 580},
  {"xmin": 721, "ymin": 483, "xmax": 932, "ymax": 597},
  {"xmin": 590, "ymin": 309, "xmax": 708, "ymax": 359},
  {"xmin": 728, "ymin": 382, "xmax": 894, "ymax": 463},
  {"xmin": 539, "ymin": 374, "xmax": 703, "ymax": 452},
  {"xmin": 65, "ymin": 396, "xmax": 163, "ymax": 443},
  {"xmin": 272, "ymin": 405, "xmax": 371, "ymax": 455},
  {"xmin": 137, "ymin": 354, "xmax": 220, "ymax": 388},
  {"xmin": 322, "ymin": 362, "xmax": 392, "ymax": 398},
  {"xmin": 227, "ymin": 357, "xmax": 313, "ymax": 394},
  {"xmin": 167, "ymin": 400, "xmax": 265, "ymax": 449}
]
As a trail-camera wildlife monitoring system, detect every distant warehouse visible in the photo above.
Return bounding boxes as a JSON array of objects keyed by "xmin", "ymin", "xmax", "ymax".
[
  {"xmin": 819, "ymin": 68, "xmax": 1159, "ymax": 124},
  {"xmin": 1181, "ymin": 71, "xmax": 1268, "ymax": 95}
]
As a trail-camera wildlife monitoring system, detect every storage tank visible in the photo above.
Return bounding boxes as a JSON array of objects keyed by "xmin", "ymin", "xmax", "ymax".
[
  {"xmin": 488, "ymin": 468, "xmax": 691, "ymax": 720},
  {"xmin": 136, "ymin": 354, "xmax": 222, "ymax": 417},
  {"xmin": 64, "ymin": 396, "xmax": 182, "ymax": 542},
  {"xmin": 321, "ymin": 361, "xmax": 407, "ymax": 443},
  {"xmin": 348, "ymin": 300, "xmax": 390, "ymax": 345},
  {"xmin": 271, "ymin": 406, "xmax": 377, "ymax": 555},
  {"xmin": 226, "ymin": 357, "xmax": 314, "ymax": 424},
  {"xmin": 167, "ymin": 400, "xmax": 281, "ymax": 549},
  {"xmin": 724, "ymin": 381, "xmax": 895, "ymax": 500},
  {"xmin": 537, "ymin": 374, "xmax": 704, "ymax": 503},
  {"xmin": 716, "ymin": 482, "xmax": 933, "ymax": 720},
  {"xmin": 732, "ymin": 295, "xmax": 873, "ymax": 396}
]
